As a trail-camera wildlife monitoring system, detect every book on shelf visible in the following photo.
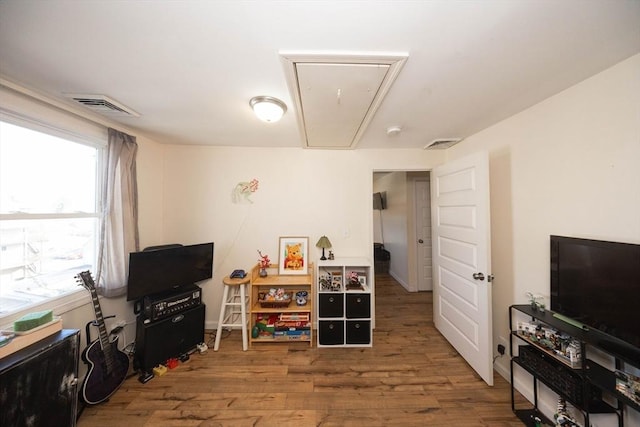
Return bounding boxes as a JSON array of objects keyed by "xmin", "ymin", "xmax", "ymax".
[
  {"xmin": 275, "ymin": 321, "xmax": 311, "ymax": 330},
  {"xmin": 273, "ymin": 329, "xmax": 311, "ymax": 339},
  {"xmin": 279, "ymin": 312, "xmax": 310, "ymax": 321}
]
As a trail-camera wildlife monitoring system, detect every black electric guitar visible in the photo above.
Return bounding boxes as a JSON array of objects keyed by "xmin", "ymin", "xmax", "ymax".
[{"xmin": 76, "ymin": 270, "xmax": 130, "ymax": 405}]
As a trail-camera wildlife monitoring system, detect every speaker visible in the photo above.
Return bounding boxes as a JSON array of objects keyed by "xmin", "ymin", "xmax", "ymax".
[{"xmin": 134, "ymin": 304, "xmax": 205, "ymax": 373}]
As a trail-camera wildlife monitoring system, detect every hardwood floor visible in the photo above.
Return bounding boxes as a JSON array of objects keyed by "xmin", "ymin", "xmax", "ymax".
[{"xmin": 78, "ymin": 273, "xmax": 524, "ymax": 426}]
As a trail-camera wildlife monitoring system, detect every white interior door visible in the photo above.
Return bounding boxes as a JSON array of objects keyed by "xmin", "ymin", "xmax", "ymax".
[
  {"xmin": 415, "ymin": 179, "xmax": 432, "ymax": 291},
  {"xmin": 431, "ymin": 151, "xmax": 493, "ymax": 385}
]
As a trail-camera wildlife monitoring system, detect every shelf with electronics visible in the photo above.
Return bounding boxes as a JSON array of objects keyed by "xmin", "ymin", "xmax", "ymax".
[
  {"xmin": 248, "ymin": 263, "xmax": 313, "ymax": 346},
  {"xmin": 509, "ymin": 304, "xmax": 640, "ymax": 427},
  {"xmin": 316, "ymin": 257, "xmax": 372, "ymax": 347}
]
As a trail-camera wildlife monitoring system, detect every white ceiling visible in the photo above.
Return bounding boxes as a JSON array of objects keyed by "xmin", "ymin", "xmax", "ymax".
[{"xmin": 0, "ymin": 0, "xmax": 638, "ymax": 150}]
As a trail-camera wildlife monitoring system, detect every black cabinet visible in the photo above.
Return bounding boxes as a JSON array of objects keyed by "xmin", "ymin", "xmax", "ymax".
[
  {"xmin": 510, "ymin": 304, "xmax": 639, "ymax": 427},
  {"xmin": 0, "ymin": 329, "xmax": 80, "ymax": 427}
]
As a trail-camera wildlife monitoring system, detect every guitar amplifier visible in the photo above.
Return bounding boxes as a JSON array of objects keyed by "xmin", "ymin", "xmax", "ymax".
[
  {"xmin": 142, "ymin": 284, "xmax": 202, "ymax": 322},
  {"xmin": 134, "ymin": 304, "xmax": 205, "ymax": 373}
]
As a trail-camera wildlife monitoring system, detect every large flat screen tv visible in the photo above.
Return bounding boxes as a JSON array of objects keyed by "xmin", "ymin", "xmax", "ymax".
[
  {"xmin": 550, "ymin": 235, "xmax": 640, "ymax": 349},
  {"xmin": 126, "ymin": 242, "xmax": 214, "ymax": 301}
]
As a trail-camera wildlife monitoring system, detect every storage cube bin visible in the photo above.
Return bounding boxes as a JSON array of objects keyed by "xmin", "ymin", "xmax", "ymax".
[
  {"xmin": 346, "ymin": 320, "xmax": 371, "ymax": 344},
  {"xmin": 346, "ymin": 294, "xmax": 371, "ymax": 318},
  {"xmin": 319, "ymin": 293, "xmax": 344, "ymax": 317},
  {"xmin": 318, "ymin": 320, "xmax": 344, "ymax": 345}
]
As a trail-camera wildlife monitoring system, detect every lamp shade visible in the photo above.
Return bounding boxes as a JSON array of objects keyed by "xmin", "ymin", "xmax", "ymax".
[
  {"xmin": 250, "ymin": 96, "xmax": 287, "ymax": 122},
  {"xmin": 316, "ymin": 235, "xmax": 332, "ymax": 261},
  {"xmin": 316, "ymin": 236, "xmax": 332, "ymax": 249}
]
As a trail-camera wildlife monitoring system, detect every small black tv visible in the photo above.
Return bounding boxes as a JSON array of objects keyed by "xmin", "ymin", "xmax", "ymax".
[
  {"xmin": 550, "ymin": 235, "xmax": 640, "ymax": 349},
  {"xmin": 126, "ymin": 242, "xmax": 214, "ymax": 301},
  {"xmin": 373, "ymin": 192, "xmax": 387, "ymax": 210}
]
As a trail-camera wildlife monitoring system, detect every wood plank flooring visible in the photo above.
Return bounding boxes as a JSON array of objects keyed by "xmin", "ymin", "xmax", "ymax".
[{"xmin": 77, "ymin": 273, "xmax": 524, "ymax": 426}]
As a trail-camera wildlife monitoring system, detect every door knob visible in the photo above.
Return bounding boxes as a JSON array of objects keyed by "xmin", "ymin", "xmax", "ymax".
[
  {"xmin": 418, "ymin": 239, "xmax": 424, "ymax": 243},
  {"xmin": 472, "ymin": 272, "xmax": 485, "ymax": 281}
]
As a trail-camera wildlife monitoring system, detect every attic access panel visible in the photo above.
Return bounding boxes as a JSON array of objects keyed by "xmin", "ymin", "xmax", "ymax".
[
  {"xmin": 281, "ymin": 52, "xmax": 408, "ymax": 149},
  {"xmin": 296, "ymin": 63, "xmax": 387, "ymax": 149}
]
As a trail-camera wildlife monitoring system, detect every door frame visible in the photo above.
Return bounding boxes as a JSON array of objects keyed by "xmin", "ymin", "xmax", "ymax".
[
  {"xmin": 373, "ymin": 170, "xmax": 430, "ymax": 293},
  {"xmin": 372, "ymin": 156, "xmax": 493, "ymax": 386}
]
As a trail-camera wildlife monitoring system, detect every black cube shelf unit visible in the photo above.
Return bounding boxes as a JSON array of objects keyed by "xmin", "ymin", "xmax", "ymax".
[
  {"xmin": 509, "ymin": 304, "xmax": 640, "ymax": 427},
  {"xmin": 317, "ymin": 258, "xmax": 372, "ymax": 347}
]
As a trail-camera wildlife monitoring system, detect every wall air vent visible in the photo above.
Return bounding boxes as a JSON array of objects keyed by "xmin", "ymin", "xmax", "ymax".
[
  {"xmin": 424, "ymin": 138, "xmax": 463, "ymax": 150},
  {"xmin": 64, "ymin": 94, "xmax": 140, "ymax": 117}
]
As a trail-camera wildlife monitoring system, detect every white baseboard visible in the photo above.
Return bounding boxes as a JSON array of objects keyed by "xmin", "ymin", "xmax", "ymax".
[
  {"xmin": 389, "ymin": 270, "xmax": 411, "ymax": 291},
  {"xmin": 494, "ymin": 358, "xmax": 510, "ymax": 381}
]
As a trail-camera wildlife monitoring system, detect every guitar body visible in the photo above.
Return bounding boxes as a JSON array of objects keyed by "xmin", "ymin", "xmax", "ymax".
[
  {"xmin": 81, "ymin": 336, "xmax": 130, "ymax": 405},
  {"xmin": 76, "ymin": 270, "xmax": 130, "ymax": 405}
]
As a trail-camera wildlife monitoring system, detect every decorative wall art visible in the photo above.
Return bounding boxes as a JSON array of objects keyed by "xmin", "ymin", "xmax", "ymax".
[
  {"xmin": 232, "ymin": 178, "xmax": 259, "ymax": 204},
  {"xmin": 278, "ymin": 236, "xmax": 309, "ymax": 275}
]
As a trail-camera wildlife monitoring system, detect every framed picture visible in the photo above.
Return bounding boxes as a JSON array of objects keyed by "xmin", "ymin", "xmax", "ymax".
[
  {"xmin": 278, "ymin": 236, "xmax": 309, "ymax": 275},
  {"xmin": 358, "ymin": 275, "xmax": 367, "ymax": 287},
  {"xmin": 331, "ymin": 273, "xmax": 342, "ymax": 291}
]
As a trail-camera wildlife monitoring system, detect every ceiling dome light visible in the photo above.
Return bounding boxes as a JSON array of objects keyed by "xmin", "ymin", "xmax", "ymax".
[{"xmin": 250, "ymin": 96, "xmax": 287, "ymax": 123}]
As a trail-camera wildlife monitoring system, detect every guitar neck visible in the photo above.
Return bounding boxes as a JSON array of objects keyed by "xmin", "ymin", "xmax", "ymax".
[{"xmin": 88, "ymin": 286, "xmax": 116, "ymax": 368}]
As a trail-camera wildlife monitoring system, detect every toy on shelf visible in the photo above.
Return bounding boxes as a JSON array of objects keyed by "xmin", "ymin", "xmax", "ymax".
[
  {"xmin": 517, "ymin": 320, "xmax": 581, "ymax": 366},
  {"xmin": 526, "ymin": 291, "xmax": 546, "ymax": 312},
  {"xmin": 554, "ymin": 398, "xmax": 578, "ymax": 427}
]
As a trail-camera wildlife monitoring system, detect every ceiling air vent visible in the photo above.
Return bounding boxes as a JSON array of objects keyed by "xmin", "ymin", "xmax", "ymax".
[
  {"xmin": 424, "ymin": 138, "xmax": 463, "ymax": 150},
  {"xmin": 64, "ymin": 94, "xmax": 140, "ymax": 117}
]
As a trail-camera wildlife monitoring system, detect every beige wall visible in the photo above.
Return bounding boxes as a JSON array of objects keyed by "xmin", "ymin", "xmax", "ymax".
[
  {"xmin": 158, "ymin": 146, "xmax": 444, "ymax": 328},
  {"xmin": 447, "ymin": 53, "xmax": 640, "ymax": 424}
]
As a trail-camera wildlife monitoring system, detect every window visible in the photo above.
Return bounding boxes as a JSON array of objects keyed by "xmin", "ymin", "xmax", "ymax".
[{"xmin": 0, "ymin": 120, "xmax": 103, "ymax": 318}]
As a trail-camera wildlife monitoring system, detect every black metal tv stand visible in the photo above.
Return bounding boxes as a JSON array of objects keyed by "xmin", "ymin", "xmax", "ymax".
[{"xmin": 509, "ymin": 304, "xmax": 640, "ymax": 427}]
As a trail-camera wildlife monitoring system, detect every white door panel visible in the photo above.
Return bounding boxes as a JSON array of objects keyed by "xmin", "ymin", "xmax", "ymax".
[
  {"xmin": 439, "ymin": 266, "xmax": 479, "ymax": 308},
  {"xmin": 439, "ymin": 295, "xmax": 479, "ymax": 347},
  {"xmin": 438, "ymin": 236, "xmax": 478, "ymax": 268},
  {"xmin": 415, "ymin": 179, "xmax": 432, "ymax": 291},
  {"xmin": 438, "ymin": 205, "xmax": 477, "ymax": 229},
  {"xmin": 432, "ymin": 151, "xmax": 493, "ymax": 386},
  {"xmin": 435, "ymin": 166, "xmax": 477, "ymax": 195}
]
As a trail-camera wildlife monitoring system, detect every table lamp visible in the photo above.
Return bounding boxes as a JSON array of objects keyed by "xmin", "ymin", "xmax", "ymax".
[{"xmin": 316, "ymin": 235, "xmax": 332, "ymax": 260}]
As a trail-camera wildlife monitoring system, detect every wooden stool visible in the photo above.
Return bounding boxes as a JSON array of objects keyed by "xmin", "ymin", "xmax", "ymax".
[{"xmin": 214, "ymin": 275, "xmax": 250, "ymax": 351}]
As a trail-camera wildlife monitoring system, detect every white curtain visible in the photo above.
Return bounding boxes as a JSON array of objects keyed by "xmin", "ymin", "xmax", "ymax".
[{"xmin": 96, "ymin": 128, "xmax": 139, "ymax": 297}]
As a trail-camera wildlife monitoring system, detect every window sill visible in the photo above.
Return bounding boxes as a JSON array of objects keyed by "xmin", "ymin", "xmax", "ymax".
[{"xmin": 0, "ymin": 288, "xmax": 89, "ymax": 330}]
